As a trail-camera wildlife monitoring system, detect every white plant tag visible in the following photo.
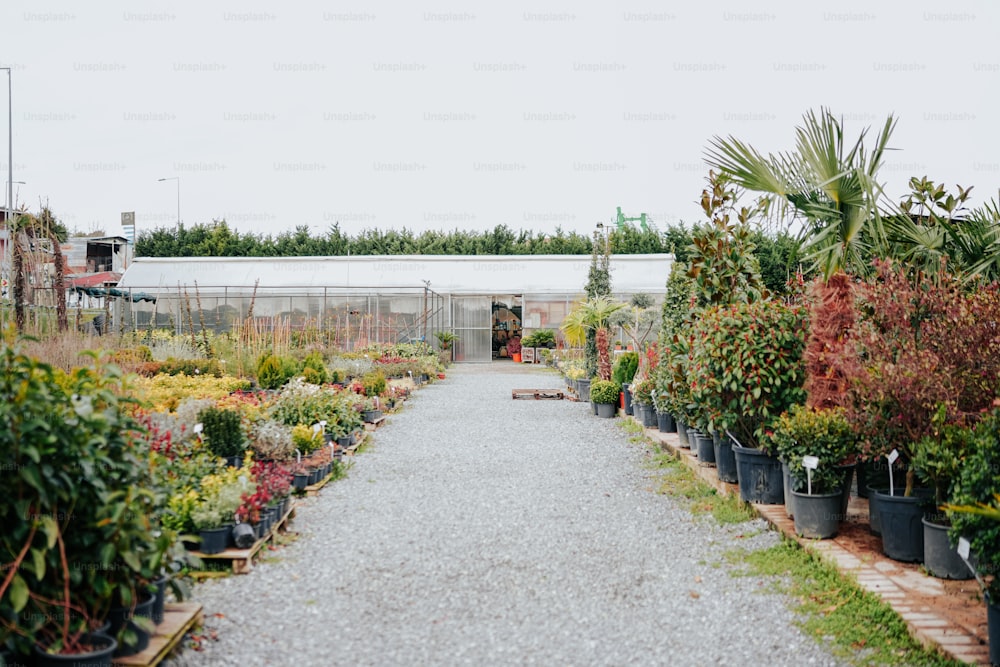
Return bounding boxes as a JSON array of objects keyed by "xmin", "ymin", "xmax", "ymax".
[
  {"xmin": 957, "ymin": 537, "xmax": 971, "ymax": 560},
  {"xmin": 802, "ymin": 456, "xmax": 819, "ymax": 470},
  {"xmin": 312, "ymin": 423, "xmax": 322, "ymax": 434},
  {"xmin": 887, "ymin": 449, "xmax": 899, "ymax": 465},
  {"xmin": 193, "ymin": 423, "xmax": 203, "ymax": 434}
]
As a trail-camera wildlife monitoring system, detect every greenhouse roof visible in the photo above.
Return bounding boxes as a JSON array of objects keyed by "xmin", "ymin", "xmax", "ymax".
[{"xmin": 117, "ymin": 254, "xmax": 674, "ymax": 295}]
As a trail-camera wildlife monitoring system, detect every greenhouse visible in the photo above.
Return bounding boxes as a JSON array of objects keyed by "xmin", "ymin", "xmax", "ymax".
[{"xmin": 116, "ymin": 253, "xmax": 673, "ymax": 362}]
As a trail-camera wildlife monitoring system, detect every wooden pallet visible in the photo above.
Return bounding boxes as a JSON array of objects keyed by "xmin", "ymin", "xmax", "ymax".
[
  {"xmin": 113, "ymin": 602, "xmax": 203, "ymax": 667},
  {"xmin": 187, "ymin": 506, "xmax": 294, "ymax": 575},
  {"xmin": 304, "ymin": 470, "xmax": 338, "ymax": 496},
  {"xmin": 363, "ymin": 415, "xmax": 387, "ymax": 430},
  {"xmin": 512, "ymin": 388, "xmax": 565, "ymax": 400}
]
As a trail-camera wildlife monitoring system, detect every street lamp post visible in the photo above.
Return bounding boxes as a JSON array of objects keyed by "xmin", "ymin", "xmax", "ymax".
[
  {"xmin": 2, "ymin": 67, "xmax": 12, "ymax": 327},
  {"xmin": 157, "ymin": 176, "xmax": 180, "ymax": 228},
  {"xmin": 2, "ymin": 67, "xmax": 11, "ymax": 231}
]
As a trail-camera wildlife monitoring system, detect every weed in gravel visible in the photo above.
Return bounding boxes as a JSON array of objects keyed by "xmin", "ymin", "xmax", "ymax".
[
  {"xmin": 649, "ymin": 451, "xmax": 753, "ymax": 525},
  {"xmin": 727, "ymin": 538, "xmax": 964, "ymax": 667}
]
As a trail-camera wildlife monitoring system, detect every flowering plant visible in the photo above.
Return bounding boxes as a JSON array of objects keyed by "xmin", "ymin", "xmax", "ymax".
[{"xmin": 506, "ymin": 337, "xmax": 522, "ymax": 356}]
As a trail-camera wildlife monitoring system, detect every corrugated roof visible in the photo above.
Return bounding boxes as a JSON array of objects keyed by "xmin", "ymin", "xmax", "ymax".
[{"xmin": 117, "ymin": 254, "xmax": 674, "ymax": 295}]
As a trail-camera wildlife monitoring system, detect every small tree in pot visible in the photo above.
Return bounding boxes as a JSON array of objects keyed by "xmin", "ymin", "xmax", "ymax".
[{"xmin": 841, "ymin": 260, "xmax": 1000, "ymax": 496}]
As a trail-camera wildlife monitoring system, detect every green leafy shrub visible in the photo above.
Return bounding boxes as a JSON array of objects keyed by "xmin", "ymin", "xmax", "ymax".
[
  {"xmin": 300, "ymin": 350, "xmax": 329, "ymax": 385},
  {"xmin": 361, "ymin": 370, "xmax": 388, "ymax": 397},
  {"xmin": 947, "ymin": 407, "xmax": 1000, "ymax": 599},
  {"xmin": 912, "ymin": 405, "xmax": 976, "ymax": 509},
  {"xmin": 257, "ymin": 353, "xmax": 297, "ymax": 390},
  {"xmin": 612, "ymin": 352, "xmax": 639, "ymax": 385},
  {"xmin": 291, "ymin": 424, "xmax": 324, "ymax": 454},
  {"xmin": 689, "ymin": 299, "xmax": 808, "ymax": 449},
  {"xmin": 767, "ymin": 405, "xmax": 855, "ymax": 494},
  {"xmin": 434, "ymin": 330, "xmax": 458, "ymax": 350},
  {"xmin": 590, "ymin": 379, "xmax": 621, "ymax": 404},
  {"xmin": 0, "ymin": 342, "xmax": 162, "ymax": 656},
  {"xmin": 198, "ymin": 406, "xmax": 246, "ymax": 459},
  {"xmin": 631, "ymin": 378, "xmax": 655, "ymax": 405},
  {"xmin": 158, "ymin": 357, "xmax": 223, "ymax": 377}
]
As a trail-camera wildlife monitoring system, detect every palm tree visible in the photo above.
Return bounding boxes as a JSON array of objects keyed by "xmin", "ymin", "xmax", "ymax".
[
  {"xmin": 561, "ymin": 297, "xmax": 625, "ymax": 345},
  {"xmin": 561, "ymin": 297, "xmax": 626, "ymax": 380},
  {"xmin": 704, "ymin": 107, "xmax": 897, "ymax": 279},
  {"xmin": 886, "ymin": 177, "xmax": 1000, "ymax": 283}
]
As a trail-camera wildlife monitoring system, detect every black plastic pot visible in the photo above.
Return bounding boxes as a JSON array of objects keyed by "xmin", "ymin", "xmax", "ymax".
[
  {"xmin": 622, "ymin": 384, "xmax": 634, "ymax": 416},
  {"xmin": 108, "ymin": 593, "xmax": 155, "ymax": 657},
  {"xmin": 596, "ymin": 402, "xmax": 617, "ymax": 418},
  {"xmin": 199, "ymin": 525, "xmax": 231, "ymax": 555},
  {"xmin": 591, "ymin": 401, "xmax": 598, "ymax": 416},
  {"xmin": 874, "ymin": 488, "xmax": 930, "ymax": 563},
  {"xmin": 921, "ymin": 517, "xmax": 973, "ymax": 580},
  {"xmin": 641, "ymin": 404, "xmax": 658, "ymax": 428},
  {"xmin": 151, "ymin": 574, "xmax": 168, "ymax": 625},
  {"xmin": 694, "ymin": 431, "xmax": 715, "ymax": 465},
  {"xmin": 713, "ymin": 432, "xmax": 738, "ymax": 483},
  {"xmin": 856, "ymin": 459, "xmax": 907, "ymax": 499},
  {"xmin": 988, "ymin": 594, "xmax": 999, "ymax": 667},
  {"xmin": 232, "ymin": 522, "xmax": 257, "ymax": 549},
  {"xmin": 34, "ymin": 633, "xmax": 117, "ymax": 667},
  {"xmin": 837, "ymin": 464, "xmax": 854, "ymax": 516},
  {"xmin": 733, "ymin": 444, "xmax": 784, "ymax": 505},
  {"xmin": 781, "ymin": 461, "xmax": 795, "ymax": 518},
  {"xmin": 657, "ymin": 411, "xmax": 676, "ymax": 433},
  {"xmin": 676, "ymin": 420, "xmax": 689, "ymax": 448},
  {"xmin": 293, "ymin": 472, "xmax": 309, "ymax": 491},
  {"xmin": 867, "ymin": 485, "xmax": 885, "ymax": 536},
  {"xmin": 225, "ymin": 455, "xmax": 243, "ymax": 469},
  {"xmin": 577, "ymin": 379, "xmax": 591, "ymax": 401},
  {"xmin": 791, "ymin": 490, "xmax": 841, "ymax": 539},
  {"xmin": 337, "ymin": 435, "xmax": 351, "ymax": 448}
]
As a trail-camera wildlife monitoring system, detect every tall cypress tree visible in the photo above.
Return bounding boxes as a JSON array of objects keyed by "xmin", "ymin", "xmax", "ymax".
[{"xmin": 583, "ymin": 229, "xmax": 612, "ymax": 377}]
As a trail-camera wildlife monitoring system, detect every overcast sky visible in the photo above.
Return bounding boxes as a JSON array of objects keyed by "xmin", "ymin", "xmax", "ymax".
[{"xmin": 2, "ymin": 1, "xmax": 998, "ymax": 241}]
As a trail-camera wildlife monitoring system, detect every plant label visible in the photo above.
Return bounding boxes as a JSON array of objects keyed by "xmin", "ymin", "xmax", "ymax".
[
  {"xmin": 887, "ymin": 449, "xmax": 899, "ymax": 465},
  {"xmin": 802, "ymin": 456, "xmax": 819, "ymax": 470},
  {"xmin": 193, "ymin": 423, "xmax": 203, "ymax": 434},
  {"xmin": 957, "ymin": 537, "xmax": 971, "ymax": 560},
  {"xmin": 312, "ymin": 423, "xmax": 322, "ymax": 434}
]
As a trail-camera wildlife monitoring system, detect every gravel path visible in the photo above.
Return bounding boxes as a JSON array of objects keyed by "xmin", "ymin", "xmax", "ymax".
[{"xmin": 167, "ymin": 364, "xmax": 845, "ymax": 667}]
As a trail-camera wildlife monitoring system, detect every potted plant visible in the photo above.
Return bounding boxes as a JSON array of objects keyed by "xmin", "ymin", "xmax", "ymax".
[
  {"xmin": 434, "ymin": 330, "xmax": 458, "ymax": 364},
  {"xmin": 248, "ymin": 418, "xmax": 295, "ymax": 462},
  {"xmin": 0, "ymin": 342, "xmax": 162, "ymax": 663},
  {"xmin": 199, "ymin": 405, "xmax": 247, "ymax": 467},
  {"xmin": 630, "ymin": 378, "xmax": 657, "ymax": 428},
  {"xmin": 612, "ymin": 351, "xmax": 639, "ymax": 415},
  {"xmin": 768, "ymin": 405, "xmax": 855, "ymax": 538},
  {"xmin": 589, "ymin": 380, "xmax": 621, "ymax": 418},
  {"xmin": 651, "ymin": 387, "xmax": 675, "ymax": 433},
  {"xmin": 190, "ymin": 475, "xmax": 246, "ymax": 555},
  {"xmin": 688, "ymin": 298, "xmax": 808, "ymax": 503},
  {"xmin": 506, "ymin": 336, "xmax": 522, "ymax": 363},
  {"xmin": 842, "ymin": 260, "xmax": 1000, "ymax": 562},
  {"xmin": 945, "ymin": 406, "xmax": 1000, "ymax": 665},
  {"xmin": 907, "ymin": 405, "xmax": 976, "ymax": 579}
]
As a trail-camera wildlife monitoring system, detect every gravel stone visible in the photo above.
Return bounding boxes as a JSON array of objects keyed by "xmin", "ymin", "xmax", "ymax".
[{"xmin": 165, "ymin": 364, "xmax": 846, "ymax": 666}]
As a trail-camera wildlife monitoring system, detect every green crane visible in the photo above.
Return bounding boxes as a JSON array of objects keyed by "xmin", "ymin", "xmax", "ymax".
[{"xmin": 614, "ymin": 206, "xmax": 656, "ymax": 233}]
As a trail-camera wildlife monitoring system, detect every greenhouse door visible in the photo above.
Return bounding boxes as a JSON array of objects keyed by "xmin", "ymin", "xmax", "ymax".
[{"xmin": 452, "ymin": 296, "xmax": 491, "ymax": 362}]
